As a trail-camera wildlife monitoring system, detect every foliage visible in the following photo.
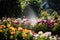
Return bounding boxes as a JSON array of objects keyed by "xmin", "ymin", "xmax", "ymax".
[{"xmin": 18, "ymin": 0, "xmax": 43, "ymax": 12}]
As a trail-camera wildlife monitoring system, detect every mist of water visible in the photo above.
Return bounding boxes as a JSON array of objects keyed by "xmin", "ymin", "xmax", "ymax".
[{"xmin": 23, "ymin": 5, "xmax": 38, "ymax": 26}]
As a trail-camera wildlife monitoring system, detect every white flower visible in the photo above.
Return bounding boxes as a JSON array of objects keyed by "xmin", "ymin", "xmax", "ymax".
[
  {"xmin": 13, "ymin": 20, "xmax": 18, "ymax": 23},
  {"xmin": 38, "ymin": 19, "xmax": 42, "ymax": 22},
  {"xmin": 13, "ymin": 20, "xmax": 19, "ymax": 24},
  {"xmin": 38, "ymin": 31, "xmax": 43, "ymax": 35},
  {"xmin": 40, "ymin": 32, "xmax": 51, "ymax": 39},
  {"xmin": 40, "ymin": 33, "xmax": 46, "ymax": 38},
  {"xmin": 49, "ymin": 36, "xmax": 57, "ymax": 40},
  {"xmin": 48, "ymin": 16, "xmax": 51, "ymax": 20},
  {"xmin": 16, "ymin": 18, "xmax": 21, "ymax": 21},
  {"xmin": 30, "ymin": 32, "xmax": 33, "ymax": 35},
  {"xmin": 30, "ymin": 18, "xmax": 37, "ymax": 26},
  {"xmin": 34, "ymin": 34, "xmax": 39, "ymax": 37},
  {"xmin": 33, "ymin": 34, "xmax": 39, "ymax": 40},
  {"xmin": 16, "ymin": 18, "xmax": 21, "ymax": 24},
  {"xmin": 45, "ymin": 32, "xmax": 51, "ymax": 36},
  {"xmin": 41, "ymin": 17, "xmax": 44, "ymax": 20}
]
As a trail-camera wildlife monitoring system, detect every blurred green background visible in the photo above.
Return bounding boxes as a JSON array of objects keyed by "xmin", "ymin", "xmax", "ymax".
[{"xmin": 0, "ymin": 0, "xmax": 60, "ymax": 18}]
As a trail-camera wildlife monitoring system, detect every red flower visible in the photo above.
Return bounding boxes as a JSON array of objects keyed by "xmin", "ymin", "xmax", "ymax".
[{"xmin": 32, "ymin": 31, "xmax": 36, "ymax": 35}]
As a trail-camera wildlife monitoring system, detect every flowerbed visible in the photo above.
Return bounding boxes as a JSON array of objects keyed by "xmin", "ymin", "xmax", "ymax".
[{"xmin": 0, "ymin": 16, "xmax": 60, "ymax": 40}]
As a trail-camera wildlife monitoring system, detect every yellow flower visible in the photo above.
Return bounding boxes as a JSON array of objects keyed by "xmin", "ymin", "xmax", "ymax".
[
  {"xmin": 41, "ymin": 10, "xmax": 49, "ymax": 17},
  {"xmin": 7, "ymin": 24, "xmax": 11, "ymax": 28},
  {"xmin": 22, "ymin": 33, "xmax": 27, "ymax": 38}
]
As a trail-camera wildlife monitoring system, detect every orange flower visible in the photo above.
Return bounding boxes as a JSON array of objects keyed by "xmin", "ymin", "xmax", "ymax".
[
  {"xmin": 0, "ymin": 30, "xmax": 3, "ymax": 33},
  {"xmin": 9, "ymin": 27, "xmax": 16, "ymax": 31},
  {"xmin": 18, "ymin": 27, "xmax": 23, "ymax": 31},
  {"xmin": 22, "ymin": 33, "xmax": 27, "ymax": 38},
  {"xmin": 23, "ymin": 29, "xmax": 31, "ymax": 33},
  {"xmin": 28, "ymin": 30, "xmax": 32, "ymax": 32},
  {"xmin": 0, "ymin": 26, "xmax": 2, "ymax": 29},
  {"xmin": 10, "ymin": 31, "xmax": 16, "ymax": 35},
  {"xmin": 0, "ymin": 25, "xmax": 5, "ymax": 28}
]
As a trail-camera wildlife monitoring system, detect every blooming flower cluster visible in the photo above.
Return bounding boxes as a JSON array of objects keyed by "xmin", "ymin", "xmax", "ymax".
[
  {"xmin": 0, "ymin": 17, "xmax": 60, "ymax": 40},
  {"xmin": 37, "ymin": 20, "xmax": 57, "ymax": 28}
]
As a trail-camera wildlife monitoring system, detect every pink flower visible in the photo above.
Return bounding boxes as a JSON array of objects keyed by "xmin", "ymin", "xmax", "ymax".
[
  {"xmin": 7, "ymin": 18, "xmax": 11, "ymax": 21},
  {"xmin": 13, "ymin": 20, "xmax": 19, "ymax": 24},
  {"xmin": 50, "ymin": 20, "xmax": 57, "ymax": 23},
  {"xmin": 24, "ymin": 19, "xmax": 32, "ymax": 25},
  {"xmin": 2, "ymin": 17, "xmax": 7, "ymax": 20}
]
